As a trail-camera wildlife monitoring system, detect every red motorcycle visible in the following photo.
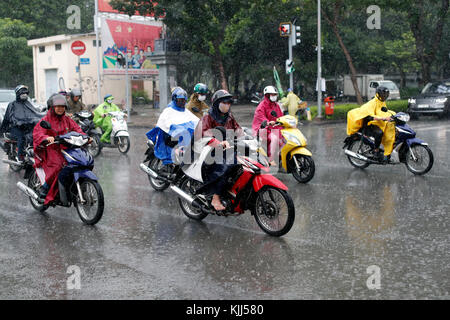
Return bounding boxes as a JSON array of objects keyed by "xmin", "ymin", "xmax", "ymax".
[{"xmin": 169, "ymin": 134, "xmax": 295, "ymax": 237}]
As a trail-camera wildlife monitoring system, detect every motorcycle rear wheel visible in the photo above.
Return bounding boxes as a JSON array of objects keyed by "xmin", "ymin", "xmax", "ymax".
[
  {"xmin": 405, "ymin": 144, "xmax": 433, "ymax": 175},
  {"xmin": 148, "ymin": 157, "xmax": 170, "ymax": 191},
  {"xmin": 253, "ymin": 186, "xmax": 295, "ymax": 237},
  {"xmin": 87, "ymin": 134, "xmax": 102, "ymax": 158},
  {"xmin": 74, "ymin": 179, "xmax": 104, "ymax": 225},
  {"xmin": 28, "ymin": 171, "xmax": 48, "ymax": 212},
  {"xmin": 289, "ymin": 154, "xmax": 315, "ymax": 183},
  {"xmin": 8, "ymin": 149, "xmax": 22, "ymax": 172},
  {"xmin": 347, "ymin": 139, "xmax": 371, "ymax": 169},
  {"xmin": 178, "ymin": 178, "xmax": 208, "ymax": 221}
]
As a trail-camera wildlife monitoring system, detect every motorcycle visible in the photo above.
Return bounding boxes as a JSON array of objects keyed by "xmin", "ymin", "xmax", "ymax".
[
  {"xmin": 343, "ymin": 111, "xmax": 434, "ymax": 175},
  {"xmin": 100, "ymin": 111, "xmax": 130, "ymax": 154},
  {"xmin": 171, "ymin": 133, "xmax": 295, "ymax": 237},
  {"xmin": 260, "ymin": 111, "xmax": 315, "ymax": 183},
  {"xmin": 17, "ymin": 121, "xmax": 104, "ymax": 225},
  {"xmin": 1, "ymin": 131, "xmax": 34, "ymax": 172},
  {"xmin": 72, "ymin": 111, "xmax": 102, "ymax": 158}
]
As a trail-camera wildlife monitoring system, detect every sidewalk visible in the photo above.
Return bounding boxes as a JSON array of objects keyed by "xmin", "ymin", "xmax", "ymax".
[{"xmin": 126, "ymin": 103, "xmax": 342, "ymax": 129}]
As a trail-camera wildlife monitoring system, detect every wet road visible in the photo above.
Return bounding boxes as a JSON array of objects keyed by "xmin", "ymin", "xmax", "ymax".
[{"xmin": 0, "ymin": 116, "xmax": 449, "ymax": 299}]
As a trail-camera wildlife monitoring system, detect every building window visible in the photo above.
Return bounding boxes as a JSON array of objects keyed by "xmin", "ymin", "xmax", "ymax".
[
  {"xmin": 39, "ymin": 46, "xmax": 45, "ymax": 53},
  {"xmin": 93, "ymin": 39, "xmax": 101, "ymax": 47},
  {"xmin": 55, "ymin": 43, "xmax": 62, "ymax": 51}
]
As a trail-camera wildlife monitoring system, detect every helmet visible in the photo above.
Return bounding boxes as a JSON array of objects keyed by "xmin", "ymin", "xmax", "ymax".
[
  {"xmin": 104, "ymin": 94, "xmax": 113, "ymax": 102},
  {"xmin": 47, "ymin": 93, "xmax": 67, "ymax": 110},
  {"xmin": 194, "ymin": 83, "xmax": 208, "ymax": 94},
  {"xmin": 263, "ymin": 86, "xmax": 277, "ymax": 95},
  {"xmin": 376, "ymin": 86, "xmax": 390, "ymax": 102},
  {"xmin": 211, "ymin": 89, "xmax": 233, "ymax": 108},
  {"xmin": 171, "ymin": 86, "xmax": 182, "ymax": 94},
  {"xmin": 171, "ymin": 87, "xmax": 188, "ymax": 101},
  {"xmin": 15, "ymin": 84, "xmax": 29, "ymax": 96},
  {"xmin": 70, "ymin": 88, "xmax": 82, "ymax": 100}
]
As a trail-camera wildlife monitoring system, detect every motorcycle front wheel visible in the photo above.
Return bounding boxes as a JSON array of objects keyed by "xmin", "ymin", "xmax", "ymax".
[
  {"xmin": 117, "ymin": 136, "xmax": 130, "ymax": 154},
  {"xmin": 74, "ymin": 179, "xmax": 104, "ymax": 225},
  {"xmin": 289, "ymin": 154, "xmax": 315, "ymax": 183},
  {"xmin": 405, "ymin": 144, "xmax": 434, "ymax": 175},
  {"xmin": 252, "ymin": 186, "xmax": 295, "ymax": 237},
  {"xmin": 347, "ymin": 139, "xmax": 371, "ymax": 169}
]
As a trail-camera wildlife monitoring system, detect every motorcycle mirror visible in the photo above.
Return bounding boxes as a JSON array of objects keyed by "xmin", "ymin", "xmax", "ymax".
[
  {"xmin": 260, "ymin": 120, "xmax": 267, "ymax": 129},
  {"xmin": 270, "ymin": 111, "xmax": 277, "ymax": 117},
  {"xmin": 40, "ymin": 121, "xmax": 52, "ymax": 130},
  {"xmin": 381, "ymin": 107, "xmax": 388, "ymax": 112}
]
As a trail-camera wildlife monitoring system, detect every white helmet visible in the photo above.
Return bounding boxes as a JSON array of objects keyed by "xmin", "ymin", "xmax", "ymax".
[{"xmin": 263, "ymin": 85, "xmax": 277, "ymax": 95}]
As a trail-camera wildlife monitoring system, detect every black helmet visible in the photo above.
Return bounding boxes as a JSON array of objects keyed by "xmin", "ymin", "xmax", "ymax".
[
  {"xmin": 47, "ymin": 93, "xmax": 67, "ymax": 110},
  {"xmin": 15, "ymin": 84, "xmax": 29, "ymax": 97},
  {"xmin": 70, "ymin": 88, "xmax": 82, "ymax": 100},
  {"xmin": 376, "ymin": 86, "xmax": 390, "ymax": 102},
  {"xmin": 211, "ymin": 89, "xmax": 233, "ymax": 108}
]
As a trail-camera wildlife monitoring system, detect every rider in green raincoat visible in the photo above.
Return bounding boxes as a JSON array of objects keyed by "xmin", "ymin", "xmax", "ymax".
[{"xmin": 93, "ymin": 94, "xmax": 121, "ymax": 144}]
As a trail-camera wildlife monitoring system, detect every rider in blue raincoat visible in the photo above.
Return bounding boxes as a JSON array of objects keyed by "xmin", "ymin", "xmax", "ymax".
[{"xmin": 146, "ymin": 87, "xmax": 199, "ymax": 164}]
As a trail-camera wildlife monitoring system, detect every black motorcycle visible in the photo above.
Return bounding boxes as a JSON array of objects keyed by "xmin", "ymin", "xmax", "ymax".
[
  {"xmin": 0, "ymin": 131, "xmax": 34, "ymax": 172},
  {"xmin": 72, "ymin": 111, "xmax": 102, "ymax": 158}
]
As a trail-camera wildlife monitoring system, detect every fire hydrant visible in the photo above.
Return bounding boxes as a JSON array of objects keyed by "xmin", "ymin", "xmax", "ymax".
[{"xmin": 324, "ymin": 96, "xmax": 335, "ymax": 116}]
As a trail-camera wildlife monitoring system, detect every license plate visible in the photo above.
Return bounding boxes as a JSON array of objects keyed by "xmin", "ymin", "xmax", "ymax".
[{"xmin": 418, "ymin": 104, "xmax": 429, "ymax": 108}]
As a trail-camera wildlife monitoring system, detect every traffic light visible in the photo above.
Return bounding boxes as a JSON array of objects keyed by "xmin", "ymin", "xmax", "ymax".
[
  {"xmin": 291, "ymin": 25, "xmax": 301, "ymax": 46},
  {"xmin": 279, "ymin": 22, "xmax": 291, "ymax": 37},
  {"xmin": 286, "ymin": 59, "xmax": 294, "ymax": 74}
]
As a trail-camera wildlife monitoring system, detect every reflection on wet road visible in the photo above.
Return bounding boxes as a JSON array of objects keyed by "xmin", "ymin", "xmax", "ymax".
[{"xmin": 0, "ymin": 118, "xmax": 449, "ymax": 299}]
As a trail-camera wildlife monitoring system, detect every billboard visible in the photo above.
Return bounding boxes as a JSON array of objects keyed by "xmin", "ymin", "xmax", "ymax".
[{"xmin": 101, "ymin": 18, "xmax": 163, "ymax": 75}]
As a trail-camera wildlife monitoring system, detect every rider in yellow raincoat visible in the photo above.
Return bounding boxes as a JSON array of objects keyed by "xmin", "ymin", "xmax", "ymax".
[{"xmin": 347, "ymin": 86, "xmax": 395, "ymax": 161}]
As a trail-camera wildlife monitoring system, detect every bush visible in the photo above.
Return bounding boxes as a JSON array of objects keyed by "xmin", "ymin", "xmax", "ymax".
[
  {"xmin": 132, "ymin": 90, "xmax": 151, "ymax": 104},
  {"xmin": 306, "ymin": 100, "xmax": 409, "ymax": 120},
  {"xmin": 400, "ymin": 87, "xmax": 421, "ymax": 99}
]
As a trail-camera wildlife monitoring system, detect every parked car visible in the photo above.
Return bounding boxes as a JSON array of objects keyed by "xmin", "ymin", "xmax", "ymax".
[
  {"xmin": 0, "ymin": 89, "xmax": 16, "ymax": 125},
  {"xmin": 407, "ymin": 80, "xmax": 450, "ymax": 119}
]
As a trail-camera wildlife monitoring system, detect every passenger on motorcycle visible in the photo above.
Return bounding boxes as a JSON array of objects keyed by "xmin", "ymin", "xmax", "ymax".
[
  {"xmin": 251, "ymin": 85, "xmax": 284, "ymax": 166},
  {"xmin": 93, "ymin": 94, "xmax": 122, "ymax": 144},
  {"xmin": 0, "ymin": 85, "xmax": 42, "ymax": 163},
  {"xmin": 186, "ymin": 83, "xmax": 209, "ymax": 119},
  {"xmin": 32, "ymin": 93, "xmax": 87, "ymax": 204},
  {"xmin": 346, "ymin": 86, "xmax": 395, "ymax": 162},
  {"xmin": 66, "ymin": 88, "xmax": 86, "ymax": 116},
  {"xmin": 146, "ymin": 87, "xmax": 199, "ymax": 165},
  {"xmin": 194, "ymin": 89, "xmax": 244, "ymax": 211}
]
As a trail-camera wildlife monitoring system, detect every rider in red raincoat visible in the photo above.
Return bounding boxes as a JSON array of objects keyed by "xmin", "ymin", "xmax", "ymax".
[
  {"xmin": 251, "ymin": 86, "xmax": 284, "ymax": 166},
  {"xmin": 33, "ymin": 94, "xmax": 85, "ymax": 205}
]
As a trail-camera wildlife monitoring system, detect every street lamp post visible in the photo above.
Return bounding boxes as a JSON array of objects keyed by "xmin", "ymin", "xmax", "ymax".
[{"xmin": 317, "ymin": 0, "xmax": 323, "ymax": 118}]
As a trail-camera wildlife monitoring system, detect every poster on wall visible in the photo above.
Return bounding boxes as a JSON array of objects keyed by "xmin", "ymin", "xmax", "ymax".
[{"xmin": 101, "ymin": 18, "xmax": 163, "ymax": 75}]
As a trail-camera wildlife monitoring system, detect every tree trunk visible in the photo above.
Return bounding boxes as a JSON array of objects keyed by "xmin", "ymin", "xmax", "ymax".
[
  {"xmin": 322, "ymin": 4, "xmax": 364, "ymax": 105},
  {"xmin": 212, "ymin": 40, "xmax": 228, "ymax": 91}
]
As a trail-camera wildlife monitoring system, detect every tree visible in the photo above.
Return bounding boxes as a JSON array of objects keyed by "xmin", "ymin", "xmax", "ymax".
[{"xmin": 0, "ymin": 19, "xmax": 35, "ymax": 89}]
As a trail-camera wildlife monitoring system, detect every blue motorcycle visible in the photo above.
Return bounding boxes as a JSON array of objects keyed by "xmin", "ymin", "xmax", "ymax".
[
  {"xmin": 343, "ymin": 112, "xmax": 434, "ymax": 175},
  {"xmin": 17, "ymin": 121, "xmax": 104, "ymax": 225}
]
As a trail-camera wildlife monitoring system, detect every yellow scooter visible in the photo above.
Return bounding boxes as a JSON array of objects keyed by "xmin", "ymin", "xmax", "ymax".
[{"xmin": 260, "ymin": 111, "xmax": 315, "ymax": 183}]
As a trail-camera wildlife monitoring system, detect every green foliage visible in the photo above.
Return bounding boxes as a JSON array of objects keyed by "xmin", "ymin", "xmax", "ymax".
[
  {"xmin": 0, "ymin": 18, "xmax": 34, "ymax": 89},
  {"xmin": 132, "ymin": 90, "xmax": 151, "ymax": 104}
]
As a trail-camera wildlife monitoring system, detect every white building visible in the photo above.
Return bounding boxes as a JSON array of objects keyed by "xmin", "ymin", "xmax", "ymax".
[{"xmin": 27, "ymin": 33, "xmax": 157, "ymax": 108}]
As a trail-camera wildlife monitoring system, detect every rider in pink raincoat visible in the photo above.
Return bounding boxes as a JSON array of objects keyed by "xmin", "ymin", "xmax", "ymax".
[{"xmin": 251, "ymin": 86, "xmax": 284, "ymax": 166}]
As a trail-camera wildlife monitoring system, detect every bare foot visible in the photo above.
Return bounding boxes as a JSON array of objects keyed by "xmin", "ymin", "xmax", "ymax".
[{"xmin": 211, "ymin": 194, "xmax": 226, "ymax": 211}]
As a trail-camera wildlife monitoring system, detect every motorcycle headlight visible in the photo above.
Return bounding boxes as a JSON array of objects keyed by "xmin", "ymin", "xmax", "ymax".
[
  {"xmin": 396, "ymin": 113, "xmax": 410, "ymax": 122},
  {"xmin": 287, "ymin": 118, "xmax": 298, "ymax": 128},
  {"xmin": 283, "ymin": 132, "xmax": 302, "ymax": 145},
  {"xmin": 65, "ymin": 135, "xmax": 88, "ymax": 146}
]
